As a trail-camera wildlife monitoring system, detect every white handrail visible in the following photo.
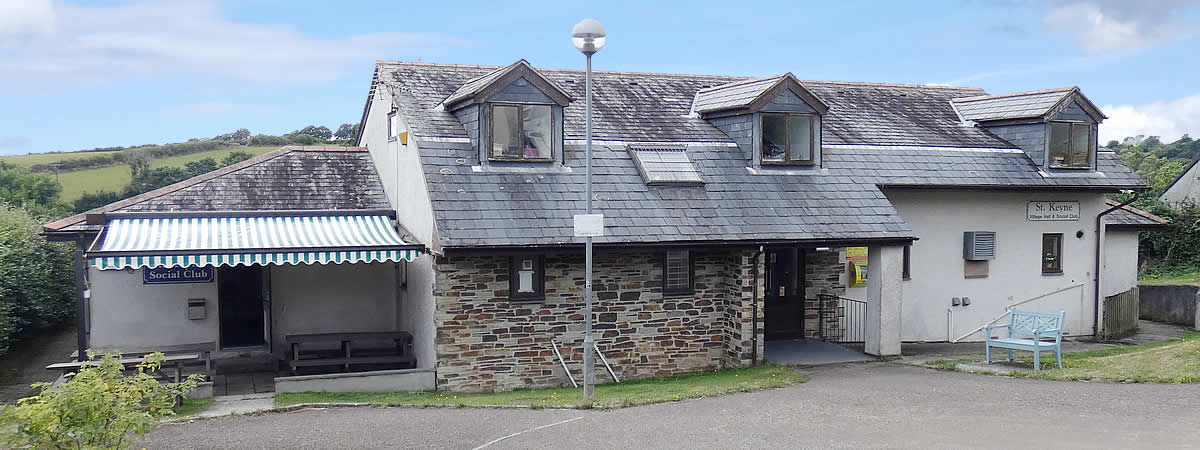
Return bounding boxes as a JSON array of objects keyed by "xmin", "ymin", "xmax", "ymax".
[{"xmin": 951, "ymin": 283, "xmax": 1084, "ymax": 343}]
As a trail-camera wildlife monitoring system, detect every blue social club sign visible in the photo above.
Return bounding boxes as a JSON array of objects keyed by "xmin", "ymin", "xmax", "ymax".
[{"xmin": 143, "ymin": 266, "xmax": 214, "ymax": 284}]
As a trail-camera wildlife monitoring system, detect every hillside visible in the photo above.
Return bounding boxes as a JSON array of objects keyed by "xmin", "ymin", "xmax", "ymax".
[{"xmin": 54, "ymin": 146, "xmax": 278, "ymax": 200}]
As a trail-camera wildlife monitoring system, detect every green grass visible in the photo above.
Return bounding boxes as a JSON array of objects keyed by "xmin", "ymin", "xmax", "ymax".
[
  {"xmin": 927, "ymin": 332, "xmax": 1200, "ymax": 383},
  {"xmin": 174, "ymin": 398, "xmax": 214, "ymax": 417},
  {"xmin": 1138, "ymin": 271, "xmax": 1200, "ymax": 285},
  {"xmin": 0, "ymin": 150, "xmax": 125, "ymax": 168},
  {"xmin": 57, "ymin": 146, "xmax": 279, "ymax": 201},
  {"xmin": 275, "ymin": 365, "xmax": 805, "ymax": 409}
]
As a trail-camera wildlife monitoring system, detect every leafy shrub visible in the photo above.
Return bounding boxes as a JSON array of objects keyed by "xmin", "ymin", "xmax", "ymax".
[
  {"xmin": 0, "ymin": 352, "xmax": 200, "ymax": 449},
  {"xmin": 73, "ymin": 190, "xmax": 124, "ymax": 213},
  {"xmin": 286, "ymin": 133, "xmax": 321, "ymax": 145},
  {"xmin": 248, "ymin": 134, "xmax": 290, "ymax": 146},
  {"xmin": 0, "ymin": 205, "xmax": 76, "ymax": 352},
  {"xmin": 220, "ymin": 151, "xmax": 254, "ymax": 167}
]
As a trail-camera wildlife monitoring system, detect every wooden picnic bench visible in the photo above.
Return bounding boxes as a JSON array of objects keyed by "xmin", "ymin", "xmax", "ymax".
[
  {"xmin": 286, "ymin": 331, "xmax": 415, "ymax": 375},
  {"xmin": 47, "ymin": 353, "xmax": 200, "ymax": 383},
  {"xmin": 985, "ymin": 309, "xmax": 1065, "ymax": 371},
  {"xmin": 68, "ymin": 342, "xmax": 217, "ymax": 378}
]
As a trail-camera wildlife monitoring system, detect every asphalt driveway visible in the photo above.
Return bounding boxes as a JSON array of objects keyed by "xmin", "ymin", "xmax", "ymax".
[{"xmin": 142, "ymin": 362, "xmax": 1200, "ymax": 449}]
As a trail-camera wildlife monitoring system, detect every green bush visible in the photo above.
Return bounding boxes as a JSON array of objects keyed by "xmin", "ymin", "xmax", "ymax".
[
  {"xmin": 0, "ymin": 205, "xmax": 76, "ymax": 352},
  {"xmin": 0, "ymin": 352, "xmax": 200, "ymax": 449}
]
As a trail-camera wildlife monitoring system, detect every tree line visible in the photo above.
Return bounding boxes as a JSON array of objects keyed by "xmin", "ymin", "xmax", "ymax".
[{"xmin": 1111, "ymin": 135, "xmax": 1200, "ymax": 279}]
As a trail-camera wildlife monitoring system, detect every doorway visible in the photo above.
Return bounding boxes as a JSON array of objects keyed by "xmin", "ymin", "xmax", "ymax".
[
  {"xmin": 764, "ymin": 247, "xmax": 806, "ymax": 340},
  {"xmin": 218, "ymin": 266, "xmax": 266, "ymax": 349}
]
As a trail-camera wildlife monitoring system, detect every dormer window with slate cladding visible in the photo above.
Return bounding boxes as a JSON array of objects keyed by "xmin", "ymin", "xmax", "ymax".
[
  {"xmin": 952, "ymin": 87, "xmax": 1106, "ymax": 171},
  {"xmin": 693, "ymin": 73, "xmax": 829, "ymax": 169},
  {"xmin": 440, "ymin": 60, "xmax": 571, "ymax": 166}
]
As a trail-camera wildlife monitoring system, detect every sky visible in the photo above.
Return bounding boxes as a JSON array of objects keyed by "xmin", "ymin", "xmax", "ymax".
[{"xmin": 1, "ymin": 0, "xmax": 1199, "ymax": 155}]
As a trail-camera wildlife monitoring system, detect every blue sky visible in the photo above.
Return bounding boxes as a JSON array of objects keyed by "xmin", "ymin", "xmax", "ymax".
[{"xmin": 1, "ymin": 0, "xmax": 1198, "ymax": 155}]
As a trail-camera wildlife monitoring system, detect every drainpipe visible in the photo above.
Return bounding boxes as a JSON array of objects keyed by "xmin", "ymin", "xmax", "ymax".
[
  {"xmin": 1094, "ymin": 193, "xmax": 1137, "ymax": 336},
  {"xmin": 750, "ymin": 246, "xmax": 764, "ymax": 365}
]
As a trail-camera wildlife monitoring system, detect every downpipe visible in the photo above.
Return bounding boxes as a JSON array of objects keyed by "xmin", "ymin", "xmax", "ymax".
[
  {"xmin": 750, "ymin": 246, "xmax": 764, "ymax": 365},
  {"xmin": 1094, "ymin": 193, "xmax": 1137, "ymax": 337}
]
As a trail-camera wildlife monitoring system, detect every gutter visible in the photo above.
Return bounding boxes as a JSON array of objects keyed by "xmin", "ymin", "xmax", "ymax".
[{"xmin": 1094, "ymin": 193, "xmax": 1137, "ymax": 336}]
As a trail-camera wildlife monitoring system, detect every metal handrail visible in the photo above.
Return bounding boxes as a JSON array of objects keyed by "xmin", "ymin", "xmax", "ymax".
[
  {"xmin": 818, "ymin": 294, "xmax": 868, "ymax": 343},
  {"xmin": 951, "ymin": 283, "xmax": 1085, "ymax": 343}
]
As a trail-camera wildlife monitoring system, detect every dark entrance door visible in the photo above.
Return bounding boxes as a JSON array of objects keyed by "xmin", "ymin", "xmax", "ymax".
[
  {"xmin": 764, "ymin": 247, "xmax": 806, "ymax": 340},
  {"xmin": 218, "ymin": 266, "xmax": 265, "ymax": 349}
]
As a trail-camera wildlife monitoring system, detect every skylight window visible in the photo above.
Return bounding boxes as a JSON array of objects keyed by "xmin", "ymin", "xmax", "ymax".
[{"xmin": 628, "ymin": 145, "xmax": 703, "ymax": 186}]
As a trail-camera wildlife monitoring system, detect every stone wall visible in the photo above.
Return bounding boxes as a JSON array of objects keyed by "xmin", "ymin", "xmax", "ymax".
[
  {"xmin": 804, "ymin": 250, "xmax": 847, "ymax": 338},
  {"xmin": 433, "ymin": 248, "xmax": 757, "ymax": 392}
]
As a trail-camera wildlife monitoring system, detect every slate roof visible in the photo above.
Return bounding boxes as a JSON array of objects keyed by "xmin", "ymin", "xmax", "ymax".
[
  {"xmin": 371, "ymin": 61, "xmax": 1148, "ymax": 249},
  {"xmin": 44, "ymin": 146, "xmax": 390, "ymax": 233},
  {"xmin": 692, "ymin": 75, "xmax": 785, "ymax": 114},
  {"xmin": 951, "ymin": 87, "xmax": 1105, "ymax": 123},
  {"xmin": 1105, "ymin": 199, "xmax": 1168, "ymax": 229},
  {"xmin": 627, "ymin": 145, "xmax": 704, "ymax": 186}
]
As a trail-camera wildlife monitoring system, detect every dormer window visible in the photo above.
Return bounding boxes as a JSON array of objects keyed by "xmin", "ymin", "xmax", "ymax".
[
  {"xmin": 489, "ymin": 103, "xmax": 553, "ymax": 161},
  {"xmin": 761, "ymin": 113, "xmax": 815, "ymax": 165},
  {"xmin": 1048, "ymin": 121, "xmax": 1094, "ymax": 169}
]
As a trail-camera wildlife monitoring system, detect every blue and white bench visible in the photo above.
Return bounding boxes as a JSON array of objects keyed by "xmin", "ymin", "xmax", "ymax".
[{"xmin": 985, "ymin": 309, "xmax": 1065, "ymax": 371}]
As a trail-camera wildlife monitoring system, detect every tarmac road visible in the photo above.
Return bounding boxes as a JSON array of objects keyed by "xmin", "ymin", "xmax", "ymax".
[{"xmin": 142, "ymin": 362, "xmax": 1200, "ymax": 449}]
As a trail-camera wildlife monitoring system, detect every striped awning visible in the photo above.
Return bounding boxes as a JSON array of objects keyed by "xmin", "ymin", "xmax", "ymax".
[{"xmin": 88, "ymin": 214, "xmax": 421, "ymax": 270}]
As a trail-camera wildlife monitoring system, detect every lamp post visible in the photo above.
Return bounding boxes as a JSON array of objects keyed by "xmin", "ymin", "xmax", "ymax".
[{"xmin": 572, "ymin": 18, "xmax": 605, "ymax": 400}]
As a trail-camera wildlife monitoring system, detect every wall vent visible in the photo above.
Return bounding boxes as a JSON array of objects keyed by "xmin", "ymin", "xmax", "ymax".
[{"xmin": 963, "ymin": 231, "xmax": 997, "ymax": 260}]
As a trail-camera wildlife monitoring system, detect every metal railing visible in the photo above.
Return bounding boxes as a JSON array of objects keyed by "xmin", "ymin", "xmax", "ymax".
[{"xmin": 818, "ymin": 294, "xmax": 867, "ymax": 343}]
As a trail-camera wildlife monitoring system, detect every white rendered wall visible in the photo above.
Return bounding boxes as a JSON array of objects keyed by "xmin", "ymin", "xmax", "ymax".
[
  {"xmin": 1160, "ymin": 162, "xmax": 1200, "ymax": 205},
  {"xmin": 399, "ymin": 255, "xmax": 437, "ymax": 369},
  {"xmin": 269, "ymin": 262, "xmax": 399, "ymax": 356},
  {"xmin": 1101, "ymin": 230, "xmax": 1140, "ymax": 297},
  {"xmin": 360, "ymin": 87, "xmax": 437, "ymax": 248},
  {"xmin": 87, "ymin": 267, "xmax": 219, "ymax": 349},
  {"xmin": 886, "ymin": 189, "xmax": 1106, "ymax": 341}
]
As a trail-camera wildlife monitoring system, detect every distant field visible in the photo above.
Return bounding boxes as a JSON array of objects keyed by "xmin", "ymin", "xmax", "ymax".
[
  {"xmin": 0, "ymin": 150, "xmax": 125, "ymax": 168},
  {"xmin": 57, "ymin": 146, "xmax": 279, "ymax": 201}
]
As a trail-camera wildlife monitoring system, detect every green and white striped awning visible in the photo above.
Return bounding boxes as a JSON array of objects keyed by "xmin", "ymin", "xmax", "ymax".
[{"xmin": 88, "ymin": 214, "xmax": 421, "ymax": 270}]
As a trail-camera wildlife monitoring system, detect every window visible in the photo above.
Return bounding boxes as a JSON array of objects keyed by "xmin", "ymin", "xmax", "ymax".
[
  {"xmin": 902, "ymin": 244, "xmax": 911, "ymax": 280},
  {"xmin": 509, "ymin": 255, "xmax": 545, "ymax": 300},
  {"xmin": 663, "ymin": 250, "xmax": 694, "ymax": 295},
  {"xmin": 1048, "ymin": 122, "xmax": 1094, "ymax": 169},
  {"xmin": 761, "ymin": 113, "xmax": 815, "ymax": 165},
  {"xmin": 1041, "ymin": 233, "xmax": 1063, "ymax": 274},
  {"xmin": 489, "ymin": 104, "xmax": 553, "ymax": 161},
  {"xmin": 387, "ymin": 112, "xmax": 399, "ymax": 140}
]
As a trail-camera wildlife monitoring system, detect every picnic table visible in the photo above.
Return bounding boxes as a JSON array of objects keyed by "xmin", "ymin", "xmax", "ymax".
[
  {"xmin": 286, "ymin": 331, "xmax": 415, "ymax": 375},
  {"xmin": 68, "ymin": 342, "xmax": 216, "ymax": 378},
  {"xmin": 46, "ymin": 353, "xmax": 200, "ymax": 383}
]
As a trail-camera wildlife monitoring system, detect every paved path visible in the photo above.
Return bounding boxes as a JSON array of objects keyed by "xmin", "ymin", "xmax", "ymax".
[{"xmin": 143, "ymin": 362, "xmax": 1200, "ymax": 449}]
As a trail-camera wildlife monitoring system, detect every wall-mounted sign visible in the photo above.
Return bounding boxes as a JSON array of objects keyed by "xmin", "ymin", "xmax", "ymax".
[
  {"xmin": 573, "ymin": 213, "xmax": 604, "ymax": 237},
  {"xmin": 1027, "ymin": 201, "xmax": 1080, "ymax": 221},
  {"xmin": 143, "ymin": 267, "xmax": 214, "ymax": 284},
  {"xmin": 845, "ymin": 247, "xmax": 868, "ymax": 262}
]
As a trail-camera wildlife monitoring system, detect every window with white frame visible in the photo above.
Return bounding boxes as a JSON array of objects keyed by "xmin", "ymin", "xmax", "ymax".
[
  {"xmin": 663, "ymin": 250, "xmax": 694, "ymax": 295},
  {"xmin": 388, "ymin": 112, "xmax": 399, "ymax": 140}
]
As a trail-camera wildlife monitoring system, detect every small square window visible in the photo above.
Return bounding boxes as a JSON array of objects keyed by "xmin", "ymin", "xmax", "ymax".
[
  {"xmin": 490, "ymin": 104, "xmax": 553, "ymax": 161},
  {"xmin": 509, "ymin": 255, "xmax": 545, "ymax": 301},
  {"xmin": 761, "ymin": 113, "xmax": 815, "ymax": 165},
  {"xmin": 387, "ymin": 112, "xmax": 399, "ymax": 140},
  {"xmin": 663, "ymin": 250, "xmax": 694, "ymax": 296},
  {"xmin": 1048, "ymin": 122, "xmax": 1094, "ymax": 169},
  {"xmin": 1041, "ymin": 233, "xmax": 1063, "ymax": 274}
]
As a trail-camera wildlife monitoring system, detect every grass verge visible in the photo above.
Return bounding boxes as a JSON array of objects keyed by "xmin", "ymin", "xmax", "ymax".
[
  {"xmin": 275, "ymin": 364, "xmax": 805, "ymax": 409},
  {"xmin": 927, "ymin": 332, "xmax": 1200, "ymax": 383},
  {"xmin": 175, "ymin": 398, "xmax": 215, "ymax": 417},
  {"xmin": 1138, "ymin": 271, "xmax": 1200, "ymax": 285}
]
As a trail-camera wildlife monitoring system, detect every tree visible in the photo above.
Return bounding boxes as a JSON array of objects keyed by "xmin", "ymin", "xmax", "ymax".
[
  {"xmin": 0, "ymin": 205, "xmax": 76, "ymax": 351},
  {"xmin": 125, "ymin": 160, "xmax": 190, "ymax": 196},
  {"xmin": 0, "ymin": 352, "xmax": 199, "ymax": 449},
  {"xmin": 292, "ymin": 125, "xmax": 332, "ymax": 140},
  {"xmin": 183, "ymin": 158, "xmax": 217, "ymax": 177},
  {"xmin": 73, "ymin": 191, "xmax": 123, "ymax": 213},
  {"xmin": 287, "ymin": 133, "xmax": 321, "ymax": 145},
  {"xmin": 220, "ymin": 151, "xmax": 254, "ymax": 167},
  {"xmin": 0, "ymin": 163, "xmax": 62, "ymax": 208},
  {"xmin": 213, "ymin": 128, "xmax": 251, "ymax": 141},
  {"xmin": 334, "ymin": 123, "xmax": 360, "ymax": 140}
]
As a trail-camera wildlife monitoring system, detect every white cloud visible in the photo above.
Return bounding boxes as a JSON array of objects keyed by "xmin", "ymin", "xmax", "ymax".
[
  {"xmin": 1100, "ymin": 93, "xmax": 1200, "ymax": 143},
  {"xmin": 0, "ymin": 0, "xmax": 464, "ymax": 88},
  {"xmin": 1043, "ymin": 1, "xmax": 1196, "ymax": 52}
]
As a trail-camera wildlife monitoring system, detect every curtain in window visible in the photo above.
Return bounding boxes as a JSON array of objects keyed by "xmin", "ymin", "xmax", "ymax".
[
  {"xmin": 789, "ymin": 116, "xmax": 813, "ymax": 161},
  {"xmin": 521, "ymin": 105, "xmax": 552, "ymax": 159},
  {"xmin": 1069, "ymin": 124, "xmax": 1091, "ymax": 167},
  {"xmin": 491, "ymin": 105, "xmax": 521, "ymax": 157}
]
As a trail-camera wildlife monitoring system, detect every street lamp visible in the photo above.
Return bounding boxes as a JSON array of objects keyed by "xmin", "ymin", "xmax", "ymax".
[{"xmin": 572, "ymin": 18, "xmax": 604, "ymax": 401}]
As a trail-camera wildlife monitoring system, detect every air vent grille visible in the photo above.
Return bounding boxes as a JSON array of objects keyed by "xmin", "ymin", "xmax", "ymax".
[{"xmin": 963, "ymin": 231, "xmax": 997, "ymax": 260}]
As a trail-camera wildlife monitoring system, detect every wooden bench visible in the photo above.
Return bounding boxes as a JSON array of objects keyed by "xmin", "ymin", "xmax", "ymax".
[
  {"xmin": 286, "ymin": 332, "xmax": 415, "ymax": 375},
  {"xmin": 69, "ymin": 342, "xmax": 217, "ymax": 378},
  {"xmin": 985, "ymin": 309, "xmax": 1065, "ymax": 371},
  {"xmin": 47, "ymin": 353, "xmax": 200, "ymax": 383}
]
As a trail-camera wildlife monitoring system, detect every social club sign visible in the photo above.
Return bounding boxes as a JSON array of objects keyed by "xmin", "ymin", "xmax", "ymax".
[
  {"xmin": 143, "ymin": 267, "xmax": 214, "ymax": 284},
  {"xmin": 1026, "ymin": 201, "xmax": 1080, "ymax": 221}
]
